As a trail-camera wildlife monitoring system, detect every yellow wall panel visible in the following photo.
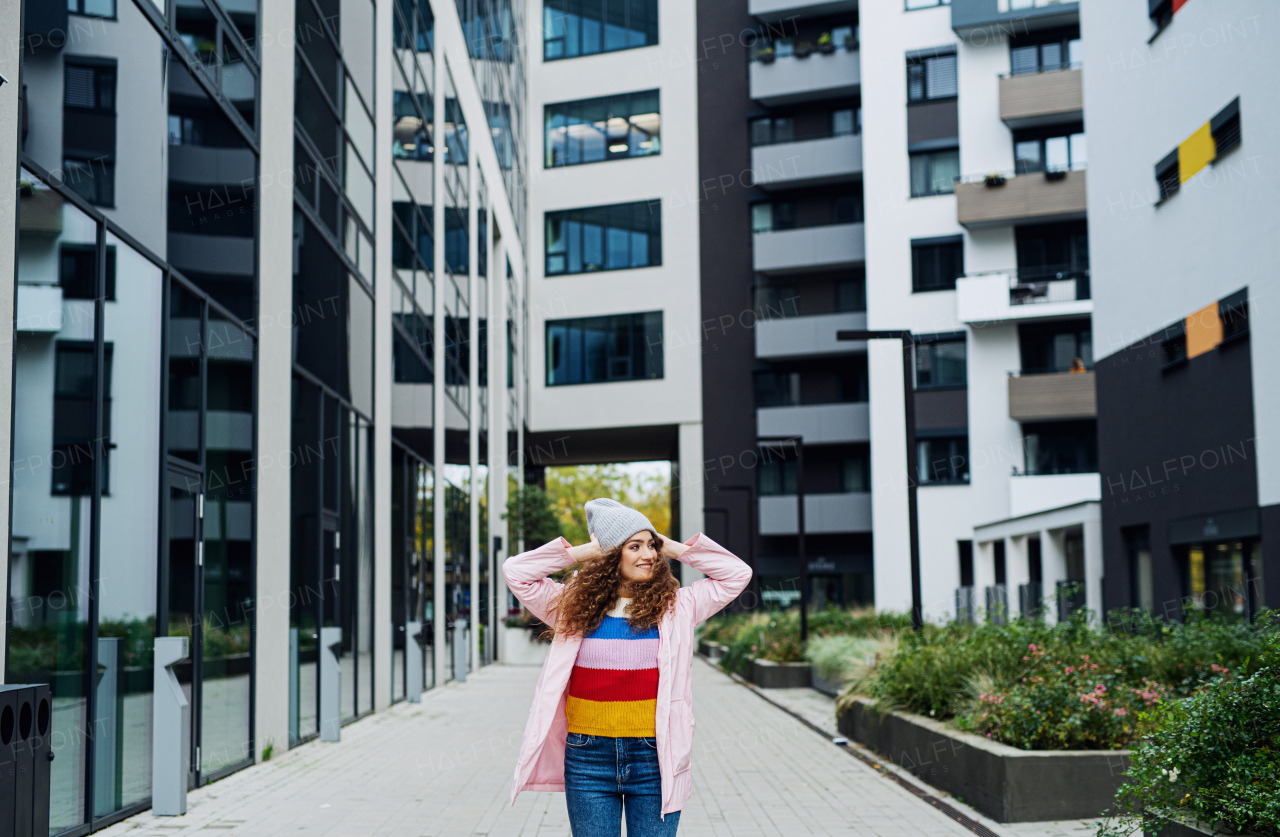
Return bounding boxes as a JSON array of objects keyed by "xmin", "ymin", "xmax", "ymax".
[
  {"xmin": 1178, "ymin": 122, "xmax": 1216, "ymax": 184},
  {"xmin": 1185, "ymin": 302, "xmax": 1223, "ymax": 359}
]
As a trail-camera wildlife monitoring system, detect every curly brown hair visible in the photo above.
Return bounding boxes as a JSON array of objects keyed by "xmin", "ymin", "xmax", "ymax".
[{"xmin": 546, "ymin": 539, "xmax": 679, "ymax": 639}]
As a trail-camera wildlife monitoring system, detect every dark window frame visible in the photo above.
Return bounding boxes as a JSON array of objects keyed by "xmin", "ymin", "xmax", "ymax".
[
  {"xmin": 915, "ymin": 333, "xmax": 967, "ymax": 389},
  {"xmin": 909, "ymin": 147, "xmax": 959, "ymax": 197},
  {"xmin": 907, "ymin": 50, "xmax": 958, "ymax": 104},
  {"xmin": 911, "ymin": 235, "xmax": 964, "ymax": 293},
  {"xmin": 918, "ymin": 434, "xmax": 969, "ymax": 485},
  {"xmin": 545, "ymin": 199, "xmax": 663, "ymax": 276},
  {"xmin": 545, "ymin": 311, "xmax": 664, "ymax": 386},
  {"xmin": 543, "ymin": 0, "xmax": 660, "ymax": 61},
  {"xmin": 544, "ymin": 89, "xmax": 661, "ymax": 168}
]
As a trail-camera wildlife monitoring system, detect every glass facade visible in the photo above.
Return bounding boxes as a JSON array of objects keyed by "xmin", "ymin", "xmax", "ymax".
[
  {"xmin": 543, "ymin": 0, "xmax": 659, "ymax": 60},
  {"xmin": 8, "ymin": 0, "xmax": 525, "ymax": 828},
  {"xmin": 544, "ymin": 90, "xmax": 660, "ymax": 167},
  {"xmin": 545, "ymin": 312, "xmax": 664, "ymax": 386},
  {"xmin": 545, "ymin": 200, "xmax": 662, "ymax": 276}
]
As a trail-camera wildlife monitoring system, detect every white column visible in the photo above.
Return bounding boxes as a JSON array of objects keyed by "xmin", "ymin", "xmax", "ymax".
[
  {"xmin": 467, "ymin": 156, "xmax": 480, "ymax": 671},
  {"xmin": 431, "ymin": 53, "xmax": 448, "ymax": 687},
  {"xmin": 489, "ymin": 233, "xmax": 508, "ymax": 662},
  {"xmin": 371, "ymin": 0, "xmax": 394, "ymax": 711},
  {"xmin": 869, "ymin": 340, "xmax": 912, "ymax": 611},
  {"xmin": 1041, "ymin": 527, "xmax": 1066, "ymax": 625},
  {"xmin": 1007, "ymin": 535, "xmax": 1031, "ymax": 614},
  {"xmin": 254, "ymin": 0, "xmax": 296, "ymax": 759},
  {"xmin": 678, "ymin": 422, "xmax": 705, "ymax": 584},
  {"xmin": 1083, "ymin": 514, "xmax": 1105, "ymax": 624},
  {"xmin": 0, "ymin": 0, "xmax": 20, "ymax": 672},
  {"xmin": 973, "ymin": 540, "xmax": 996, "ymax": 593}
]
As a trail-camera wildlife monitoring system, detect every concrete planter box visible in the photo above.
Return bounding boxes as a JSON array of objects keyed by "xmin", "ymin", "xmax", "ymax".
[
  {"xmin": 810, "ymin": 670, "xmax": 846, "ymax": 697},
  {"xmin": 500, "ymin": 623, "xmax": 550, "ymax": 666},
  {"xmin": 749, "ymin": 659, "xmax": 812, "ymax": 689},
  {"xmin": 1147, "ymin": 818, "xmax": 1266, "ymax": 837},
  {"xmin": 837, "ymin": 696, "xmax": 1130, "ymax": 822},
  {"xmin": 697, "ymin": 640, "xmax": 727, "ymax": 661}
]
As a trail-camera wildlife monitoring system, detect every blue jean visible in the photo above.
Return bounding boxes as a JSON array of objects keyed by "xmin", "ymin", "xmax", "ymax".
[{"xmin": 564, "ymin": 733, "xmax": 681, "ymax": 837}]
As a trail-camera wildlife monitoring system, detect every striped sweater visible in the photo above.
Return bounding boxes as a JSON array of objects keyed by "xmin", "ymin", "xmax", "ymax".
[{"xmin": 564, "ymin": 597, "xmax": 658, "ymax": 738}]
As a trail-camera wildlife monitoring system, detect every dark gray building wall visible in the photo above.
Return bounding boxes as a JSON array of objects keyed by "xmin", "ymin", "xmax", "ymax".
[
  {"xmin": 697, "ymin": 0, "xmax": 759, "ymax": 581},
  {"xmin": 1096, "ymin": 330, "xmax": 1261, "ymax": 614}
]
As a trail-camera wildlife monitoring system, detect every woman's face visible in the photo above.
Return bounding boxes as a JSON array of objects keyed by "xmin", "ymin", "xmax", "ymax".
[{"xmin": 618, "ymin": 532, "xmax": 660, "ymax": 584}]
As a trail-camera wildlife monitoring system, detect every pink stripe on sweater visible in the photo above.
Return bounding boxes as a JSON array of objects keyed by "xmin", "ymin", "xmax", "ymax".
[{"xmin": 574, "ymin": 637, "xmax": 660, "ymax": 671}]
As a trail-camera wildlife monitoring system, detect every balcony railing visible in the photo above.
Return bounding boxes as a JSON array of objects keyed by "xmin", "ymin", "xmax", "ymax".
[
  {"xmin": 986, "ymin": 584, "xmax": 1009, "ymax": 625},
  {"xmin": 956, "ymin": 586, "xmax": 977, "ymax": 624},
  {"xmin": 955, "ymin": 167, "xmax": 1087, "ymax": 227},
  {"xmin": 1057, "ymin": 580, "xmax": 1086, "ymax": 622},
  {"xmin": 1018, "ymin": 581, "xmax": 1044, "ymax": 618},
  {"xmin": 1009, "ymin": 266, "xmax": 1090, "ymax": 306}
]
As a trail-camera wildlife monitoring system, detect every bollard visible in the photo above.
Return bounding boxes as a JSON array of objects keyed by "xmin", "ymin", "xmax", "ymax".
[
  {"xmin": 94, "ymin": 637, "xmax": 121, "ymax": 816},
  {"xmin": 319, "ymin": 627, "xmax": 343, "ymax": 742},
  {"xmin": 288, "ymin": 628, "xmax": 300, "ymax": 742},
  {"xmin": 452, "ymin": 620, "xmax": 468, "ymax": 683},
  {"xmin": 405, "ymin": 621, "xmax": 424, "ymax": 703},
  {"xmin": 152, "ymin": 637, "xmax": 190, "ymax": 816}
]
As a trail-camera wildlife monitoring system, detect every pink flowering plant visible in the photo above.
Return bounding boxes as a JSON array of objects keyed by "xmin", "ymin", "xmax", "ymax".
[{"xmin": 956, "ymin": 644, "xmax": 1171, "ymax": 750}]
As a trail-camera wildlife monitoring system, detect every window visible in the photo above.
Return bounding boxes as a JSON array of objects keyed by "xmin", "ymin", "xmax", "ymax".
[
  {"xmin": 915, "ymin": 336, "xmax": 966, "ymax": 388},
  {"xmin": 69, "ymin": 0, "xmax": 115, "ymax": 16},
  {"xmin": 1149, "ymin": 0, "xmax": 1174, "ymax": 29},
  {"xmin": 911, "ymin": 236, "xmax": 963, "ymax": 292},
  {"xmin": 59, "ymin": 244, "xmax": 117, "ymax": 301},
  {"xmin": 63, "ymin": 61, "xmax": 117, "ymax": 207},
  {"xmin": 546, "ymin": 312, "xmax": 664, "ymax": 385},
  {"xmin": 1161, "ymin": 320, "xmax": 1187, "ymax": 367},
  {"xmin": 832, "ymin": 193, "xmax": 863, "ymax": 224},
  {"xmin": 910, "ymin": 148, "xmax": 959, "ymax": 197},
  {"xmin": 1022, "ymin": 420, "xmax": 1097, "ymax": 475},
  {"xmin": 1009, "ymin": 31, "xmax": 1081, "ymax": 76},
  {"xmin": 544, "ymin": 0, "xmax": 659, "ymax": 60},
  {"xmin": 1155, "ymin": 149, "xmax": 1181, "ymax": 201},
  {"xmin": 750, "ymin": 116, "xmax": 794, "ymax": 147},
  {"xmin": 1219, "ymin": 289, "xmax": 1249, "ymax": 342},
  {"xmin": 918, "ymin": 436, "xmax": 968, "ymax": 484},
  {"xmin": 758, "ymin": 458, "xmax": 797, "ymax": 496},
  {"xmin": 832, "ymin": 108, "xmax": 859, "ymax": 136},
  {"xmin": 1014, "ymin": 128, "xmax": 1086, "ymax": 174},
  {"xmin": 545, "ymin": 200, "xmax": 662, "ymax": 275},
  {"xmin": 1016, "ymin": 220, "xmax": 1089, "ymax": 282},
  {"xmin": 836, "ymin": 277, "xmax": 865, "ymax": 312},
  {"xmin": 1019, "ymin": 319, "xmax": 1092, "ymax": 373},
  {"xmin": 1210, "ymin": 97, "xmax": 1242, "ymax": 159},
  {"xmin": 751, "ymin": 201, "xmax": 796, "ymax": 233},
  {"xmin": 841, "ymin": 455, "xmax": 869, "ymax": 493},
  {"xmin": 1125, "ymin": 526, "xmax": 1154, "ymax": 611},
  {"xmin": 754, "ymin": 371, "xmax": 800, "ymax": 408},
  {"xmin": 906, "ymin": 0, "xmax": 950, "ymax": 9},
  {"xmin": 393, "ymin": 90, "xmax": 433, "ymax": 160},
  {"xmin": 545, "ymin": 90, "xmax": 660, "ymax": 167},
  {"xmin": 753, "ymin": 283, "xmax": 798, "ymax": 319},
  {"xmin": 53, "ymin": 342, "xmax": 113, "ymax": 496},
  {"xmin": 907, "ymin": 51, "xmax": 957, "ymax": 103}
]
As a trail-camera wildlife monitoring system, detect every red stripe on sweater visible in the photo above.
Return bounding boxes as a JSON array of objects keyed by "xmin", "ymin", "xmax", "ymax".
[{"xmin": 566, "ymin": 665, "xmax": 659, "ymax": 703}]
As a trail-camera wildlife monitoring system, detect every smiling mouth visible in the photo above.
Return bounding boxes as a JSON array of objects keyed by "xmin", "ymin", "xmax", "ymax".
[{"xmin": 635, "ymin": 561, "xmax": 653, "ymax": 571}]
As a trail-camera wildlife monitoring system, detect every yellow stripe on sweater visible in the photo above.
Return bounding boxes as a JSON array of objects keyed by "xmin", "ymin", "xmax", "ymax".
[{"xmin": 565, "ymin": 696, "xmax": 657, "ymax": 738}]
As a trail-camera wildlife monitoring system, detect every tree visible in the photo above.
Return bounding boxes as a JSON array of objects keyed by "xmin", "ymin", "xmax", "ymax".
[
  {"xmin": 545, "ymin": 464, "xmax": 672, "ymax": 544},
  {"xmin": 505, "ymin": 483, "xmax": 563, "ymax": 548}
]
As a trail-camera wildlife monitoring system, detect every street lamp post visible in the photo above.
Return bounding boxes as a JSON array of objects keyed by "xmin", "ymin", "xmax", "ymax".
[
  {"xmin": 758, "ymin": 436, "xmax": 807, "ymax": 642},
  {"xmin": 836, "ymin": 330, "xmax": 923, "ymax": 631}
]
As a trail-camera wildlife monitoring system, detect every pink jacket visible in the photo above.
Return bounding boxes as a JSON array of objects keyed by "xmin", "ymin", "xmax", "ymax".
[{"xmin": 503, "ymin": 533, "xmax": 752, "ymax": 816}]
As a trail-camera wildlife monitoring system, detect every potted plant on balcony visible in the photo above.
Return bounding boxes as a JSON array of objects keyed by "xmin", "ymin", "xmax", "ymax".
[
  {"xmin": 844, "ymin": 32, "xmax": 858, "ymax": 51},
  {"xmin": 984, "ymin": 172, "xmax": 1007, "ymax": 188},
  {"xmin": 756, "ymin": 44, "xmax": 775, "ymax": 64},
  {"xmin": 795, "ymin": 39, "xmax": 814, "ymax": 58},
  {"xmin": 817, "ymin": 32, "xmax": 835, "ymax": 54},
  {"xmin": 1044, "ymin": 167, "xmax": 1068, "ymax": 182}
]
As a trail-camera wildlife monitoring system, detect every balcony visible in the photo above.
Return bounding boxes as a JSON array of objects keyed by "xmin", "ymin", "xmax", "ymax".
[
  {"xmin": 955, "ymin": 169, "xmax": 1086, "ymax": 228},
  {"xmin": 1008, "ymin": 370, "xmax": 1096, "ymax": 421},
  {"xmin": 753, "ymin": 222, "xmax": 865, "ymax": 273},
  {"xmin": 750, "ymin": 47, "xmax": 860, "ymax": 107},
  {"xmin": 951, "ymin": 0, "xmax": 1079, "ymax": 36},
  {"xmin": 755, "ymin": 311, "xmax": 867, "ymax": 359},
  {"xmin": 757, "ymin": 402, "xmax": 870, "ymax": 445},
  {"xmin": 752, "ymin": 132, "xmax": 862, "ymax": 189},
  {"xmin": 749, "ymin": 0, "xmax": 858, "ymax": 23},
  {"xmin": 1000, "ymin": 68, "xmax": 1083, "ymax": 129},
  {"xmin": 759, "ymin": 492, "xmax": 872, "ymax": 535},
  {"xmin": 956, "ymin": 269, "xmax": 1091, "ymax": 324},
  {"xmin": 1009, "ymin": 472, "xmax": 1100, "ymax": 518}
]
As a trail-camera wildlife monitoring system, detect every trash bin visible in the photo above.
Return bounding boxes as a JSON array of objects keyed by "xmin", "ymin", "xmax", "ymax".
[{"xmin": 1, "ymin": 683, "xmax": 53, "ymax": 837}]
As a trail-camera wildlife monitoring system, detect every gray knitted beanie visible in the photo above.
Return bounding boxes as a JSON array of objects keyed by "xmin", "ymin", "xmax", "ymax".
[{"xmin": 584, "ymin": 498, "xmax": 658, "ymax": 550}]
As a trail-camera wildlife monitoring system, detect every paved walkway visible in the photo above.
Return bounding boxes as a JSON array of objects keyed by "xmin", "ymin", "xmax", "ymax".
[{"xmin": 99, "ymin": 659, "xmax": 1094, "ymax": 836}]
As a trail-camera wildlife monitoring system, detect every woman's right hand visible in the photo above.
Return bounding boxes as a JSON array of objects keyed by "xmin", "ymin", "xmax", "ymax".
[{"xmin": 567, "ymin": 533, "xmax": 604, "ymax": 563}]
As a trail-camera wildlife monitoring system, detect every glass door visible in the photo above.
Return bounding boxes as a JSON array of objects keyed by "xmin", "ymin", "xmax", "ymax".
[{"xmin": 164, "ymin": 466, "xmax": 203, "ymax": 790}]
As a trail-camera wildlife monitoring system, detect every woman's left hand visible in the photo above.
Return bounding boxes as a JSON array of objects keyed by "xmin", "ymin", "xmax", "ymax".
[{"xmin": 658, "ymin": 533, "xmax": 689, "ymax": 560}]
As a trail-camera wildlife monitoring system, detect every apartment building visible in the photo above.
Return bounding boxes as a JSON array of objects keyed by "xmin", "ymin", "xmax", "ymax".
[
  {"xmin": 524, "ymin": 0, "xmax": 706, "ymax": 548},
  {"xmin": 859, "ymin": 0, "xmax": 1100, "ymax": 624},
  {"xmin": 1, "ymin": 0, "xmax": 526, "ymax": 830},
  {"xmin": 1082, "ymin": 0, "xmax": 1278, "ymax": 618}
]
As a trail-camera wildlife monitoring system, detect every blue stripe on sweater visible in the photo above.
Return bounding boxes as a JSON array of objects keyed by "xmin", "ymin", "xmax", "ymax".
[{"xmin": 585, "ymin": 615, "xmax": 659, "ymax": 640}]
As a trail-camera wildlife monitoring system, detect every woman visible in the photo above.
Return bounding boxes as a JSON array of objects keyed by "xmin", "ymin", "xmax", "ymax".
[{"xmin": 503, "ymin": 498, "xmax": 752, "ymax": 836}]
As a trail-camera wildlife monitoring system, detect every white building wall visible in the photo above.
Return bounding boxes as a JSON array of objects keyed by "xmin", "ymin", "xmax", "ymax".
[
  {"xmin": 526, "ymin": 0, "xmax": 702, "ymax": 438},
  {"xmin": 1079, "ymin": 0, "xmax": 1280, "ymax": 504}
]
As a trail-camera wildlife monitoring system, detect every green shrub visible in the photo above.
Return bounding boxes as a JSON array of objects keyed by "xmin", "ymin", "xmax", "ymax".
[
  {"xmin": 806, "ymin": 634, "xmax": 895, "ymax": 685},
  {"xmin": 1097, "ymin": 631, "xmax": 1280, "ymax": 837},
  {"xmin": 698, "ymin": 606, "xmax": 908, "ymax": 674}
]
